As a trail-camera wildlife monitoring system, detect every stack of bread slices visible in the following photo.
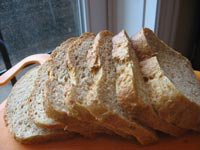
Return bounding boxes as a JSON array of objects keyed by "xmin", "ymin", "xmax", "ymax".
[{"xmin": 4, "ymin": 28, "xmax": 200, "ymax": 145}]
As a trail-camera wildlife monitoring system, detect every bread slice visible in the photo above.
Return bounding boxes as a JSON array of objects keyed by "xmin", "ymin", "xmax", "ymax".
[
  {"xmin": 82, "ymin": 30, "xmax": 158, "ymax": 145},
  {"xmin": 28, "ymin": 38, "xmax": 77, "ymax": 129},
  {"xmin": 4, "ymin": 67, "xmax": 73, "ymax": 144},
  {"xmin": 64, "ymin": 32, "xmax": 113, "ymax": 134},
  {"xmin": 44, "ymin": 36, "xmax": 108, "ymax": 137},
  {"xmin": 64, "ymin": 33, "xmax": 102, "ymax": 122},
  {"xmin": 29, "ymin": 61, "xmax": 65, "ymax": 129},
  {"xmin": 131, "ymin": 28, "xmax": 200, "ymax": 131},
  {"xmin": 113, "ymin": 30, "xmax": 186, "ymax": 136}
]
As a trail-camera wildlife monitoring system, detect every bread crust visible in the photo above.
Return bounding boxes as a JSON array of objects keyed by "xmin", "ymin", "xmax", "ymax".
[
  {"xmin": 114, "ymin": 30, "xmax": 186, "ymax": 136},
  {"xmin": 131, "ymin": 28, "xmax": 200, "ymax": 131},
  {"xmin": 84, "ymin": 30, "xmax": 158, "ymax": 145}
]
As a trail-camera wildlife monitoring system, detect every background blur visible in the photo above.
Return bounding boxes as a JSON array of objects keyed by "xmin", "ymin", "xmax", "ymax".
[{"xmin": 0, "ymin": 0, "xmax": 200, "ymax": 101}]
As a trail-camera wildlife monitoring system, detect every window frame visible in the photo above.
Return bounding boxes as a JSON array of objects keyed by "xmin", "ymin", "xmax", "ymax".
[
  {"xmin": 80, "ymin": 0, "xmax": 108, "ymax": 33},
  {"xmin": 82, "ymin": 0, "xmax": 157, "ymax": 35}
]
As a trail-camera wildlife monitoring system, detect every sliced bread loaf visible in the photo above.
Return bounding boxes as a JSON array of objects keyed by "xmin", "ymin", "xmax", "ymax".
[
  {"xmin": 43, "ymin": 36, "xmax": 108, "ymax": 137},
  {"xmin": 84, "ymin": 30, "xmax": 158, "ymax": 145},
  {"xmin": 113, "ymin": 30, "xmax": 186, "ymax": 136},
  {"xmin": 131, "ymin": 28, "xmax": 200, "ymax": 131},
  {"xmin": 4, "ymin": 67, "xmax": 73, "ymax": 144},
  {"xmin": 29, "ymin": 61, "xmax": 65, "ymax": 129}
]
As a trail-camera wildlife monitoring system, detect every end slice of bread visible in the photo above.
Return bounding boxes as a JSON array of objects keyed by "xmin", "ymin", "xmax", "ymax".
[
  {"xmin": 113, "ymin": 30, "xmax": 186, "ymax": 136},
  {"xmin": 131, "ymin": 28, "xmax": 200, "ymax": 131},
  {"xmin": 84, "ymin": 30, "xmax": 158, "ymax": 145},
  {"xmin": 4, "ymin": 67, "xmax": 73, "ymax": 144}
]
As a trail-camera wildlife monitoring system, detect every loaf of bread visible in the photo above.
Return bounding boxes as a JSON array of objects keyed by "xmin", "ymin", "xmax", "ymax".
[{"xmin": 3, "ymin": 28, "xmax": 200, "ymax": 145}]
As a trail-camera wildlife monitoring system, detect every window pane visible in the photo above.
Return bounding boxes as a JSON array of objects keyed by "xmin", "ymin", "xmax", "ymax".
[
  {"xmin": 0, "ymin": 53, "xmax": 5, "ymax": 71},
  {"xmin": 0, "ymin": 0, "xmax": 81, "ymax": 68}
]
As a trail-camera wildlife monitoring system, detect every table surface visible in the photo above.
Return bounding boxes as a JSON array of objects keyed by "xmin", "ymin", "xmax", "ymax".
[{"xmin": 0, "ymin": 100, "xmax": 200, "ymax": 150}]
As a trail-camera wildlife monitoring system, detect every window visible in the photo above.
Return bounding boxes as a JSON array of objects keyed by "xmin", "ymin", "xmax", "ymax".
[
  {"xmin": 0, "ymin": 0, "xmax": 158, "ymax": 71},
  {"xmin": 0, "ymin": 0, "xmax": 158, "ymax": 102},
  {"xmin": 0, "ymin": 0, "xmax": 83, "ymax": 71}
]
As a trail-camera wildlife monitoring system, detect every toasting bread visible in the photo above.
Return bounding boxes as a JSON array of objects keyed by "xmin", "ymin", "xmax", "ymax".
[
  {"xmin": 84, "ymin": 30, "xmax": 158, "ymax": 145},
  {"xmin": 131, "ymin": 28, "xmax": 200, "ymax": 131},
  {"xmin": 114, "ymin": 30, "xmax": 186, "ymax": 136},
  {"xmin": 4, "ymin": 67, "xmax": 73, "ymax": 144}
]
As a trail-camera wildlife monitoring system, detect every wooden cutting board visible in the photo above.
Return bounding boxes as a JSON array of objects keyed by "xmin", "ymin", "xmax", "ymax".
[{"xmin": 0, "ymin": 100, "xmax": 200, "ymax": 150}]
